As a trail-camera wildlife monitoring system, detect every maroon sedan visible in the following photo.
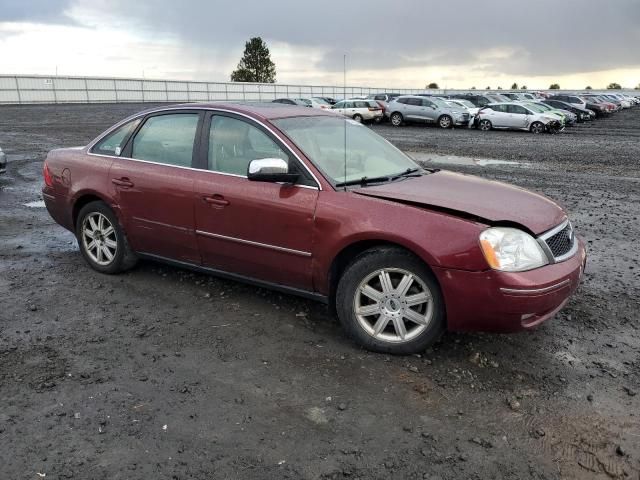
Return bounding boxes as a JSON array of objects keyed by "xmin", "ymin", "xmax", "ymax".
[{"xmin": 42, "ymin": 103, "xmax": 586, "ymax": 354}]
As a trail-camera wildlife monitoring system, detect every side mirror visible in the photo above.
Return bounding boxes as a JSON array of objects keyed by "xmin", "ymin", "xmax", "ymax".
[{"xmin": 247, "ymin": 158, "xmax": 299, "ymax": 184}]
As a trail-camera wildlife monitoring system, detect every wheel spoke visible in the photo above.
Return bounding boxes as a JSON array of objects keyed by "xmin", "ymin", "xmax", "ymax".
[
  {"xmin": 405, "ymin": 291, "xmax": 430, "ymax": 307},
  {"xmin": 101, "ymin": 245, "xmax": 114, "ymax": 261},
  {"xmin": 356, "ymin": 303, "xmax": 381, "ymax": 317},
  {"xmin": 88, "ymin": 216, "xmax": 99, "ymax": 232},
  {"xmin": 392, "ymin": 317, "xmax": 407, "ymax": 340},
  {"xmin": 404, "ymin": 308, "xmax": 428, "ymax": 326},
  {"xmin": 361, "ymin": 285, "xmax": 383, "ymax": 302},
  {"xmin": 97, "ymin": 214, "xmax": 104, "ymax": 231},
  {"xmin": 104, "ymin": 238, "xmax": 117, "ymax": 249},
  {"xmin": 102, "ymin": 225, "xmax": 114, "ymax": 237},
  {"xmin": 96, "ymin": 246, "xmax": 103, "ymax": 262},
  {"xmin": 378, "ymin": 271, "xmax": 393, "ymax": 293},
  {"xmin": 396, "ymin": 274, "xmax": 414, "ymax": 297},
  {"xmin": 85, "ymin": 240, "xmax": 97, "ymax": 252},
  {"xmin": 372, "ymin": 315, "xmax": 390, "ymax": 336}
]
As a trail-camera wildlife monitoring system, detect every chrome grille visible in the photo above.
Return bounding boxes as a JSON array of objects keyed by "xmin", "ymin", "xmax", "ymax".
[{"xmin": 541, "ymin": 221, "xmax": 576, "ymax": 261}]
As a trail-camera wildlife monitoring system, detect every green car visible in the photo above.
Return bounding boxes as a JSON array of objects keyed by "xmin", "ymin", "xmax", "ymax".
[{"xmin": 522, "ymin": 102, "xmax": 567, "ymax": 126}]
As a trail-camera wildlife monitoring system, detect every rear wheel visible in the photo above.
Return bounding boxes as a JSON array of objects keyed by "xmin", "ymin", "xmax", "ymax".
[
  {"xmin": 336, "ymin": 247, "xmax": 445, "ymax": 354},
  {"xmin": 530, "ymin": 121, "xmax": 545, "ymax": 134},
  {"xmin": 76, "ymin": 201, "xmax": 137, "ymax": 274},
  {"xmin": 352, "ymin": 114, "xmax": 363, "ymax": 123},
  {"xmin": 390, "ymin": 112, "xmax": 403, "ymax": 127},
  {"xmin": 438, "ymin": 115, "xmax": 453, "ymax": 129},
  {"xmin": 478, "ymin": 119, "xmax": 492, "ymax": 131}
]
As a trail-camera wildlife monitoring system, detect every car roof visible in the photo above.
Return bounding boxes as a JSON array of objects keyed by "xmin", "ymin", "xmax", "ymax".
[{"xmin": 133, "ymin": 102, "xmax": 337, "ymax": 121}]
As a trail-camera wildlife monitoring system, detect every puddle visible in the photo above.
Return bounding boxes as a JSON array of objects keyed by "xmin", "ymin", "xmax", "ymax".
[
  {"xmin": 407, "ymin": 152, "xmax": 531, "ymax": 168},
  {"xmin": 24, "ymin": 200, "xmax": 45, "ymax": 208}
]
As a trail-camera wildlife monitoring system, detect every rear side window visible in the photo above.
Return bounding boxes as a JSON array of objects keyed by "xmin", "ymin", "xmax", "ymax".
[
  {"xmin": 92, "ymin": 119, "xmax": 140, "ymax": 156},
  {"xmin": 355, "ymin": 101, "xmax": 368, "ymax": 108},
  {"xmin": 131, "ymin": 113, "xmax": 199, "ymax": 167}
]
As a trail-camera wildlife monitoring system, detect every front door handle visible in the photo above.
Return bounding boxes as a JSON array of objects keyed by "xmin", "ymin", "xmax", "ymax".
[
  {"xmin": 112, "ymin": 177, "xmax": 134, "ymax": 188},
  {"xmin": 203, "ymin": 194, "xmax": 229, "ymax": 207}
]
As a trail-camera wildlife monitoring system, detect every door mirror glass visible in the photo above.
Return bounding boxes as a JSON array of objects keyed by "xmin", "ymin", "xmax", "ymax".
[{"xmin": 247, "ymin": 158, "xmax": 299, "ymax": 183}]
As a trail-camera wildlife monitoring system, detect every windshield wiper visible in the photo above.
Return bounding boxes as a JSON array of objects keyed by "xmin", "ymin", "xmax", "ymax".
[
  {"xmin": 335, "ymin": 175, "xmax": 393, "ymax": 188},
  {"xmin": 390, "ymin": 167, "xmax": 423, "ymax": 181},
  {"xmin": 335, "ymin": 168, "xmax": 426, "ymax": 188}
]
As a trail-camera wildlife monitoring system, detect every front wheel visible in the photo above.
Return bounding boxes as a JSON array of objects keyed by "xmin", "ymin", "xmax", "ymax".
[
  {"xmin": 478, "ymin": 119, "xmax": 492, "ymax": 131},
  {"xmin": 390, "ymin": 112, "xmax": 403, "ymax": 127},
  {"xmin": 530, "ymin": 121, "xmax": 545, "ymax": 134},
  {"xmin": 336, "ymin": 247, "xmax": 445, "ymax": 354},
  {"xmin": 76, "ymin": 201, "xmax": 137, "ymax": 274},
  {"xmin": 438, "ymin": 115, "xmax": 453, "ymax": 129}
]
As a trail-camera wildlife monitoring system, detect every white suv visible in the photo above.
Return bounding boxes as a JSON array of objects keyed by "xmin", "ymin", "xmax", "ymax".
[{"xmin": 330, "ymin": 100, "xmax": 384, "ymax": 123}]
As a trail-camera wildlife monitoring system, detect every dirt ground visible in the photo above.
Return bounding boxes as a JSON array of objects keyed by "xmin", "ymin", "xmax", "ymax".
[{"xmin": 1, "ymin": 103, "xmax": 639, "ymax": 480}]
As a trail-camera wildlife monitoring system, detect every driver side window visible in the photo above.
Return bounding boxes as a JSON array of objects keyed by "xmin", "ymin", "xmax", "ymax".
[{"xmin": 208, "ymin": 116, "xmax": 290, "ymax": 176}]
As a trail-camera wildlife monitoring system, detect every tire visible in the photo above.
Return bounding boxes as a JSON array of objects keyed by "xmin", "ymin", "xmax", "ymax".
[
  {"xmin": 390, "ymin": 112, "xmax": 403, "ymax": 127},
  {"xmin": 530, "ymin": 121, "xmax": 545, "ymax": 134},
  {"xmin": 478, "ymin": 119, "xmax": 492, "ymax": 131},
  {"xmin": 438, "ymin": 115, "xmax": 453, "ymax": 129},
  {"xmin": 352, "ymin": 114, "xmax": 363, "ymax": 123},
  {"xmin": 335, "ymin": 247, "xmax": 445, "ymax": 355},
  {"xmin": 75, "ymin": 200, "xmax": 138, "ymax": 274}
]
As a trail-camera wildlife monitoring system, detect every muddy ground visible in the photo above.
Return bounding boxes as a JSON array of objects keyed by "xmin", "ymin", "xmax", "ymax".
[{"xmin": 1, "ymin": 103, "xmax": 639, "ymax": 480}]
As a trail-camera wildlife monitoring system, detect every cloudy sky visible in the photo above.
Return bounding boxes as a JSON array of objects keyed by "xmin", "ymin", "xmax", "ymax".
[{"xmin": 1, "ymin": 0, "xmax": 639, "ymax": 89}]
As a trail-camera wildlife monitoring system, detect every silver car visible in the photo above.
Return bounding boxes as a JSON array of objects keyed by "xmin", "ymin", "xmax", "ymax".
[
  {"xmin": 0, "ymin": 147, "xmax": 6, "ymax": 175},
  {"xmin": 386, "ymin": 96, "xmax": 470, "ymax": 128}
]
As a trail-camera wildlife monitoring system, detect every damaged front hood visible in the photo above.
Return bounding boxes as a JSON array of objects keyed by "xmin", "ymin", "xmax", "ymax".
[{"xmin": 353, "ymin": 171, "xmax": 566, "ymax": 235}]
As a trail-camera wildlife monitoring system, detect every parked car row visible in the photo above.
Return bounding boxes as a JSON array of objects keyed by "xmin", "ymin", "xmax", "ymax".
[
  {"xmin": 272, "ymin": 91, "xmax": 639, "ymax": 133},
  {"xmin": 382, "ymin": 91, "xmax": 639, "ymax": 133}
]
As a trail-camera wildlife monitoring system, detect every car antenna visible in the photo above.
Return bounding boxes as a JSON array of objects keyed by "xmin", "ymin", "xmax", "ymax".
[{"xmin": 343, "ymin": 53, "xmax": 347, "ymax": 192}]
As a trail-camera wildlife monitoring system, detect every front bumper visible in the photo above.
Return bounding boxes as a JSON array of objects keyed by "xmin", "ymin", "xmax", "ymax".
[{"xmin": 435, "ymin": 237, "xmax": 587, "ymax": 333}]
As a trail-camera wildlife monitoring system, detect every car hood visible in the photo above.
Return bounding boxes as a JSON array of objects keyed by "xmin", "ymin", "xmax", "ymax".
[{"xmin": 353, "ymin": 171, "xmax": 566, "ymax": 235}]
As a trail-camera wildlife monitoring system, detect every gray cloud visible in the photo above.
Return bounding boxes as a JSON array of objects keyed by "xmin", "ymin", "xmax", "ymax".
[
  {"xmin": 4, "ymin": 0, "xmax": 640, "ymax": 78},
  {"xmin": 0, "ymin": 0, "xmax": 74, "ymax": 24}
]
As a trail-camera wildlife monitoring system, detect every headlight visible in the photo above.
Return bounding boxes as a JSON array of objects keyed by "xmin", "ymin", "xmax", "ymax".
[{"xmin": 479, "ymin": 227, "xmax": 548, "ymax": 272}]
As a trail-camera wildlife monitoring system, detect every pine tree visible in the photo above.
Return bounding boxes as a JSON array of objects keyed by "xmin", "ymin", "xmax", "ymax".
[{"xmin": 230, "ymin": 37, "xmax": 276, "ymax": 83}]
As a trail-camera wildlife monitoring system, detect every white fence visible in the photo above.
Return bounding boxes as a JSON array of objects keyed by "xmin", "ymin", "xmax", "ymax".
[
  {"xmin": 0, "ymin": 74, "xmax": 434, "ymax": 105},
  {"xmin": 0, "ymin": 74, "xmax": 635, "ymax": 105}
]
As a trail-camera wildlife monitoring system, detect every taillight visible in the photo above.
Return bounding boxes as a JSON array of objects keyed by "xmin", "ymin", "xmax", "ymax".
[
  {"xmin": 368, "ymin": 107, "xmax": 381, "ymax": 111},
  {"xmin": 43, "ymin": 161, "xmax": 54, "ymax": 187}
]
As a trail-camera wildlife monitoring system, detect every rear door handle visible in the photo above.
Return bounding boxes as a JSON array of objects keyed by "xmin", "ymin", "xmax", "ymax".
[
  {"xmin": 203, "ymin": 194, "xmax": 229, "ymax": 207},
  {"xmin": 112, "ymin": 177, "xmax": 134, "ymax": 188}
]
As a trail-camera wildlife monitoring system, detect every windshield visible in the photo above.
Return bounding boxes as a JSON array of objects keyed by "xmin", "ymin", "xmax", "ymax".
[
  {"xmin": 273, "ymin": 116, "xmax": 418, "ymax": 185},
  {"xmin": 526, "ymin": 104, "xmax": 546, "ymax": 113},
  {"xmin": 429, "ymin": 97, "xmax": 450, "ymax": 108},
  {"xmin": 452, "ymin": 99, "xmax": 475, "ymax": 108}
]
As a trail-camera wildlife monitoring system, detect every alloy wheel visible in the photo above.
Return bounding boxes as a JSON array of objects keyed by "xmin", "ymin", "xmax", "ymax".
[
  {"xmin": 81, "ymin": 212, "xmax": 117, "ymax": 265},
  {"xmin": 479, "ymin": 119, "xmax": 491, "ymax": 131},
  {"xmin": 391, "ymin": 114, "xmax": 402, "ymax": 126},
  {"xmin": 531, "ymin": 122, "xmax": 545, "ymax": 134},
  {"xmin": 439, "ymin": 116, "xmax": 452, "ymax": 128},
  {"xmin": 353, "ymin": 268, "xmax": 433, "ymax": 344}
]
